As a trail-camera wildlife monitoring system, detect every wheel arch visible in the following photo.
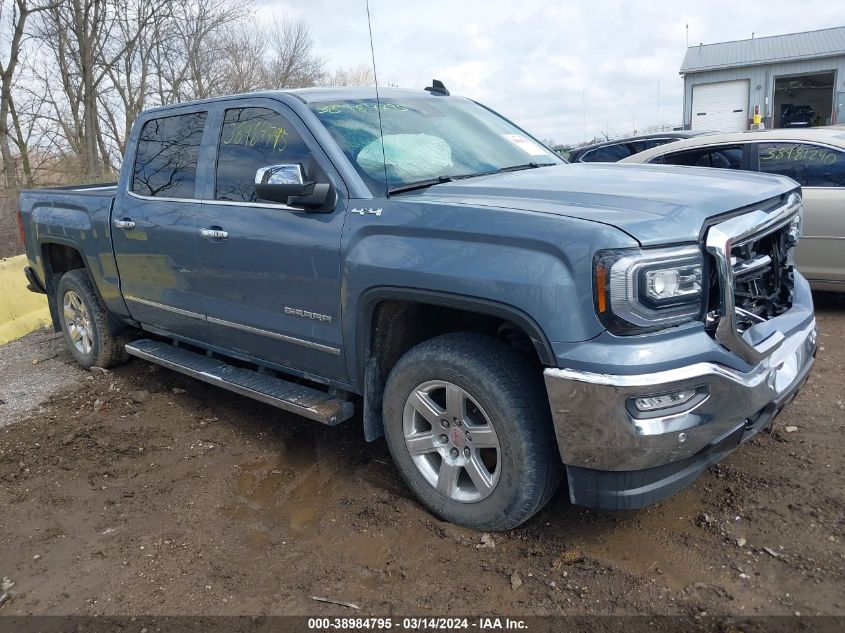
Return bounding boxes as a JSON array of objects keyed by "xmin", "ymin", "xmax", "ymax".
[
  {"xmin": 40, "ymin": 240, "xmax": 87, "ymax": 331},
  {"xmin": 353, "ymin": 287, "xmax": 556, "ymax": 442}
]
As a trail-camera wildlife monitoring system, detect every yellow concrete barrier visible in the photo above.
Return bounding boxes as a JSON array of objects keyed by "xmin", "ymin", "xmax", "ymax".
[{"xmin": 0, "ymin": 254, "xmax": 52, "ymax": 345}]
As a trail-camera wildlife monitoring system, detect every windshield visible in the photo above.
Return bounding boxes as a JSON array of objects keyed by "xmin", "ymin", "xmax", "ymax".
[{"xmin": 308, "ymin": 97, "xmax": 561, "ymax": 195}]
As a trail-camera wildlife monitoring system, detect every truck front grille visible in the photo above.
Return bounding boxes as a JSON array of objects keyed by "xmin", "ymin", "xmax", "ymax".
[
  {"xmin": 704, "ymin": 192, "xmax": 802, "ymax": 364},
  {"xmin": 729, "ymin": 222, "xmax": 796, "ymax": 332}
]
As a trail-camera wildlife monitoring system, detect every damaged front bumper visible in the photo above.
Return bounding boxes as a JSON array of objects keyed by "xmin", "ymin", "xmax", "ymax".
[{"xmin": 543, "ymin": 273, "xmax": 817, "ymax": 510}]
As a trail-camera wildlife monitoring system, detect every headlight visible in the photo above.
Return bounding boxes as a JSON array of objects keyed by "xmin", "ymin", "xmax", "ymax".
[{"xmin": 594, "ymin": 245, "xmax": 704, "ymax": 334}]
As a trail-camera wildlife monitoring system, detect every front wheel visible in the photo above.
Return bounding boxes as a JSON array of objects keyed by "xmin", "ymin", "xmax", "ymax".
[
  {"xmin": 382, "ymin": 332, "xmax": 562, "ymax": 531},
  {"xmin": 56, "ymin": 269, "xmax": 129, "ymax": 369}
]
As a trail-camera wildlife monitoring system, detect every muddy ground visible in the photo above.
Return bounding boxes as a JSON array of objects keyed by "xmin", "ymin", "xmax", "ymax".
[{"xmin": 0, "ymin": 294, "xmax": 843, "ymax": 618}]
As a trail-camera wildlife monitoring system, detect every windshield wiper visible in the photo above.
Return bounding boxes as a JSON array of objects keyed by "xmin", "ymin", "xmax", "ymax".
[
  {"xmin": 386, "ymin": 162, "xmax": 557, "ymax": 196},
  {"xmin": 387, "ymin": 175, "xmax": 455, "ymax": 196},
  {"xmin": 496, "ymin": 161, "xmax": 557, "ymax": 173},
  {"xmin": 387, "ymin": 172, "xmax": 492, "ymax": 196}
]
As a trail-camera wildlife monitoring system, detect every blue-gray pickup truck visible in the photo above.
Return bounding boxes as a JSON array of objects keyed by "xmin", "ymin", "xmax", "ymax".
[{"xmin": 18, "ymin": 86, "xmax": 817, "ymax": 530}]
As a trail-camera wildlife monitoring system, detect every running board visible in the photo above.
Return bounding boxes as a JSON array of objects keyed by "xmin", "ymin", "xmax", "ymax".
[{"xmin": 125, "ymin": 339, "xmax": 354, "ymax": 426}]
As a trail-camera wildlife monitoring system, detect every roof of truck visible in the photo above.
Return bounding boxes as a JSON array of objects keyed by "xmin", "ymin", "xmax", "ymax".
[{"xmin": 141, "ymin": 87, "xmax": 448, "ymax": 115}]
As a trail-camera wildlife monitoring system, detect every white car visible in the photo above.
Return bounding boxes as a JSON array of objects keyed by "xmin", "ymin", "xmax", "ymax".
[{"xmin": 621, "ymin": 128, "xmax": 845, "ymax": 292}]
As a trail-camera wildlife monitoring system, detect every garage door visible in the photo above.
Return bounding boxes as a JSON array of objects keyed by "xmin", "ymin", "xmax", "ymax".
[{"xmin": 691, "ymin": 80, "xmax": 749, "ymax": 132}]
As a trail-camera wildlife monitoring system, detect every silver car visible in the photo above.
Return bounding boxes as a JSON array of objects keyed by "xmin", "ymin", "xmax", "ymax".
[{"xmin": 621, "ymin": 128, "xmax": 845, "ymax": 292}]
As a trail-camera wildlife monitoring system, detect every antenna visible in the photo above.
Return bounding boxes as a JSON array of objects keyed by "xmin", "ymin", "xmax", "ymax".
[{"xmin": 365, "ymin": 0, "xmax": 389, "ymax": 197}]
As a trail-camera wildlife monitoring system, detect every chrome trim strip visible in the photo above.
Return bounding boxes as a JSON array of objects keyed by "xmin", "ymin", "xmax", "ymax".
[
  {"xmin": 127, "ymin": 189, "xmax": 297, "ymax": 211},
  {"xmin": 124, "ymin": 295, "xmax": 341, "ymax": 355},
  {"xmin": 127, "ymin": 190, "xmax": 198, "ymax": 204},
  {"xmin": 124, "ymin": 295, "xmax": 204, "ymax": 320},
  {"xmin": 206, "ymin": 315, "xmax": 341, "ymax": 355},
  {"xmin": 705, "ymin": 192, "xmax": 801, "ymax": 364},
  {"xmin": 198, "ymin": 199, "xmax": 296, "ymax": 211},
  {"xmin": 72, "ymin": 185, "xmax": 117, "ymax": 192}
]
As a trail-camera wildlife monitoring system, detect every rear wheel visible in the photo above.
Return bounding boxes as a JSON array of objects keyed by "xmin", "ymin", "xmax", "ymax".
[
  {"xmin": 57, "ymin": 269, "xmax": 129, "ymax": 369},
  {"xmin": 382, "ymin": 332, "xmax": 561, "ymax": 531}
]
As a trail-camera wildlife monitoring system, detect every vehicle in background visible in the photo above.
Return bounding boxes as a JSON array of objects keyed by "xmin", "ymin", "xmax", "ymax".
[
  {"xmin": 568, "ymin": 131, "xmax": 712, "ymax": 163},
  {"xmin": 17, "ymin": 87, "xmax": 817, "ymax": 531},
  {"xmin": 620, "ymin": 128, "xmax": 845, "ymax": 292},
  {"xmin": 781, "ymin": 105, "xmax": 816, "ymax": 128}
]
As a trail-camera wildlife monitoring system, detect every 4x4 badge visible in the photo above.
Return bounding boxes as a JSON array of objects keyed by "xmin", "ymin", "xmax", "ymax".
[{"xmin": 350, "ymin": 207, "xmax": 382, "ymax": 217}]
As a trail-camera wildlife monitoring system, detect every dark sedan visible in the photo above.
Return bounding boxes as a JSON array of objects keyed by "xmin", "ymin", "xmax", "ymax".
[{"xmin": 568, "ymin": 131, "xmax": 712, "ymax": 163}]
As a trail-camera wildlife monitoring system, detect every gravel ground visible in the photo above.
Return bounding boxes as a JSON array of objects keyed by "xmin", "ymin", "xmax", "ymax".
[
  {"xmin": 0, "ymin": 327, "xmax": 87, "ymax": 428},
  {"xmin": 0, "ymin": 293, "xmax": 842, "ymax": 620}
]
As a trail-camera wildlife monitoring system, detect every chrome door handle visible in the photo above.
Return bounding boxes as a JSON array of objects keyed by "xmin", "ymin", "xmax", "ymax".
[
  {"xmin": 199, "ymin": 228, "xmax": 229, "ymax": 240},
  {"xmin": 113, "ymin": 219, "xmax": 135, "ymax": 229}
]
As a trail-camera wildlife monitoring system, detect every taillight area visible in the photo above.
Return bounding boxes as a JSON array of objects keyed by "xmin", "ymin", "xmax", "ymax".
[{"xmin": 16, "ymin": 209, "xmax": 25, "ymax": 244}]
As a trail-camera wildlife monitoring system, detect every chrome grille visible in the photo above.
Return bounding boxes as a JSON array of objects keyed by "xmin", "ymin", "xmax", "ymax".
[
  {"xmin": 730, "ymin": 221, "xmax": 796, "ymax": 332},
  {"xmin": 705, "ymin": 193, "xmax": 802, "ymax": 364}
]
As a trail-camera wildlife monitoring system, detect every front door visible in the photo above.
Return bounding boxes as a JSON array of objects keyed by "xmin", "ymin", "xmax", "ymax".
[
  {"xmin": 113, "ymin": 109, "xmax": 209, "ymax": 340},
  {"xmin": 194, "ymin": 102, "xmax": 347, "ymax": 381}
]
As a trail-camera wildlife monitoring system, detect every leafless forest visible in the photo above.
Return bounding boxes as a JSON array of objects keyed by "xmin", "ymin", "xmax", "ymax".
[{"xmin": 0, "ymin": 0, "xmax": 373, "ymax": 253}]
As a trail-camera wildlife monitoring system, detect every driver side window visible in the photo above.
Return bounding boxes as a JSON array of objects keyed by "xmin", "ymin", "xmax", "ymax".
[{"xmin": 215, "ymin": 107, "xmax": 311, "ymax": 202}]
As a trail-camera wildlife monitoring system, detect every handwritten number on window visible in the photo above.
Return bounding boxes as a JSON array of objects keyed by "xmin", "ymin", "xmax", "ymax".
[
  {"xmin": 222, "ymin": 119, "xmax": 288, "ymax": 153},
  {"xmin": 760, "ymin": 144, "xmax": 837, "ymax": 165}
]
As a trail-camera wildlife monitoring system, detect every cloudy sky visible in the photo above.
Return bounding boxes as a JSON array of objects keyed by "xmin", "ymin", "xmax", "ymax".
[{"xmin": 265, "ymin": 0, "xmax": 841, "ymax": 145}]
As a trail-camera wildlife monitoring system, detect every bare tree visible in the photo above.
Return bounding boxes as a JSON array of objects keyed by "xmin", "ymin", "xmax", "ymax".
[
  {"xmin": 218, "ymin": 22, "xmax": 267, "ymax": 95},
  {"xmin": 150, "ymin": 0, "xmax": 242, "ymax": 103},
  {"xmin": 0, "ymin": 0, "xmax": 54, "ymax": 190},
  {"xmin": 98, "ymin": 0, "xmax": 171, "ymax": 163},
  {"xmin": 264, "ymin": 16, "xmax": 325, "ymax": 89},
  {"xmin": 322, "ymin": 63, "xmax": 375, "ymax": 87}
]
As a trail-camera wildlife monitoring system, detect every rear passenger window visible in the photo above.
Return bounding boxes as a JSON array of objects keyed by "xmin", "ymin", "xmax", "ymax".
[
  {"xmin": 661, "ymin": 145, "xmax": 743, "ymax": 170},
  {"xmin": 132, "ymin": 112, "xmax": 207, "ymax": 198},
  {"xmin": 582, "ymin": 144, "xmax": 633, "ymax": 162},
  {"xmin": 645, "ymin": 138, "xmax": 679, "ymax": 150},
  {"xmin": 758, "ymin": 143, "xmax": 845, "ymax": 187},
  {"xmin": 215, "ymin": 107, "xmax": 311, "ymax": 202}
]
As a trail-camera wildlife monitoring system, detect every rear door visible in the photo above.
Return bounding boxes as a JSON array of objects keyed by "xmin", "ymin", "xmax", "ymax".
[
  {"xmin": 113, "ymin": 109, "xmax": 209, "ymax": 340},
  {"xmin": 193, "ymin": 99, "xmax": 348, "ymax": 381},
  {"xmin": 755, "ymin": 141, "xmax": 845, "ymax": 283}
]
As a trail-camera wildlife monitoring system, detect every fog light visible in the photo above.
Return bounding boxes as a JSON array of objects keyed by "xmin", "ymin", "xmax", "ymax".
[{"xmin": 634, "ymin": 389, "xmax": 698, "ymax": 412}]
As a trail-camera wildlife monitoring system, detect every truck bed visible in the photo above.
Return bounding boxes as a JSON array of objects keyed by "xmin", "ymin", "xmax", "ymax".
[{"xmin": 18, "ymin": 182, "xmax": 123, "ymax": 328}]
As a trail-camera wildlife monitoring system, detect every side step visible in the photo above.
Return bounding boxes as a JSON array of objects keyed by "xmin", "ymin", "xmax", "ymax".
[{"xmin": 125, "ymin": 339, "xmax": 354, "ymax": 426}]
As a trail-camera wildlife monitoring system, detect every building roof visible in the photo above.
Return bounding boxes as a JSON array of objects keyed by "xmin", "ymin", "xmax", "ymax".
[{"xmin": 680, "ymin": 26, "xmax": 845, "ymax": 74}]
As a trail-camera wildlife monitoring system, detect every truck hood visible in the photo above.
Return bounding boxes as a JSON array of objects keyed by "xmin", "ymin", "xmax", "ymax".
[{"xmin": 415, "ymin": 163, "xmax": 796, "ymax": 245}]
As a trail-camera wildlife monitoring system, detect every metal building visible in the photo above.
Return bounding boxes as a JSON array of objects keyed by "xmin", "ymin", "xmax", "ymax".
[{"xmin": 680, "ymin": 26, "xmax": 845, "ymax": 132}]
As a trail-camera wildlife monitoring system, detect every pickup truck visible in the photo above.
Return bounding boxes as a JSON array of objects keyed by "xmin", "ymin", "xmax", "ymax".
[{"xmin": 18, "ymin": 86, "xmax": 817, "ymax": 531}]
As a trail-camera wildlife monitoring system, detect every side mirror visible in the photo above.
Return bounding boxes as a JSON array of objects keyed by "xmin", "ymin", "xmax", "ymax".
[
  {"xmin": 254, "ymin": 164, "xmax": 334, "ymax": 210},
  {"xmin": 255, "ymin": 164, "xmax": 314, "ymax": 202}
]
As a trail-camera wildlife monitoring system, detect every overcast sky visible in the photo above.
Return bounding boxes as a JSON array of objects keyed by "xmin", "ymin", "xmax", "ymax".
[{"xmin": 264, "ymin": 0, "xmax": 842, "ymax": 145}]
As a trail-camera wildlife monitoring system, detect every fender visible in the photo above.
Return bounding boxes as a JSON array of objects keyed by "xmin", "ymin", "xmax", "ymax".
[
  {"xmin": 353, "ymin": 287, "xmax": 558, "ymax": 442},
  {"xmin": 355, "ymin": 286, "xmax": 556, "ymax": 386},
  {"xmin": 31, "ymin": 197, "xmax": 132, "ymax": 324}
]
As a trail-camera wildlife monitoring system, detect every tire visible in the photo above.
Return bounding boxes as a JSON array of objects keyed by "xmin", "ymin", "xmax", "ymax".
[
  {"xmin": 382, "ymin": 332, "xmax": 562, "ymax": 531},
  {"xmin": 56, "ymin": 268, "xmax": 129, "ymax": 369}
]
